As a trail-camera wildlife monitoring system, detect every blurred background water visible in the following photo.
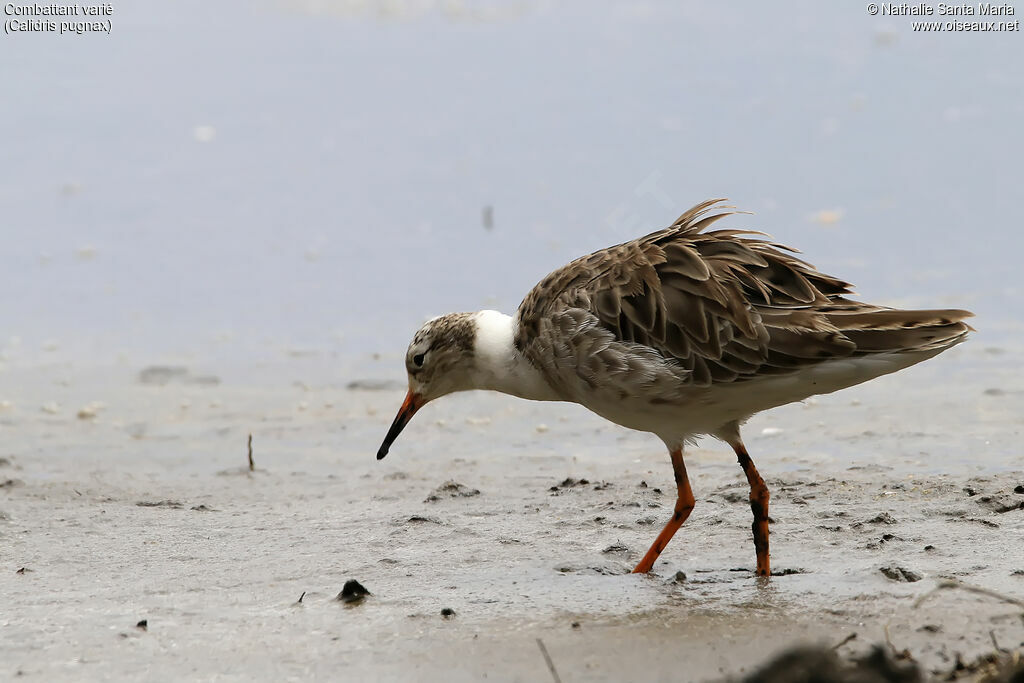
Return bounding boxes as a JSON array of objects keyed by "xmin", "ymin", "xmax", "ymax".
[{"xmin": 2, "ymin": 0, "xmax": 1021, "ymax": 373}]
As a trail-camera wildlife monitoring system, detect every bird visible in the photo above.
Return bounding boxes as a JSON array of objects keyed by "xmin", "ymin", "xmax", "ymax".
[{"xmin": 376, "ymin": 199, "xmax": 973, "ymax": 576}]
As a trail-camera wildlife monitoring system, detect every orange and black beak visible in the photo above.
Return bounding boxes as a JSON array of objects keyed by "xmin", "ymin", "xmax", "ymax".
[{"xmin": 376, "ymin": 390, "xmax": 423, "ymax": 460}]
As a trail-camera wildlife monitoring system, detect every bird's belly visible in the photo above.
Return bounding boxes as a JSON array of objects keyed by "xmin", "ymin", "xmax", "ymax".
[{"xmin": 575, "ymin": 349, "xmax": 942, "ymax": 442}]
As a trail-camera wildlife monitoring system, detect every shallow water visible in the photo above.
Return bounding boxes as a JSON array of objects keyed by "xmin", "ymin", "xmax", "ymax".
[{"xmin": 2, "ymin": 1, "xmax": 1022, "ymax": 366}]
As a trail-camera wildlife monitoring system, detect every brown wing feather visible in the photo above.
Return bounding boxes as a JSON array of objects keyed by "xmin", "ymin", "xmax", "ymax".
[{"xmin": 515, "ymin": 199, "xmax": 974, "ymax": 390}]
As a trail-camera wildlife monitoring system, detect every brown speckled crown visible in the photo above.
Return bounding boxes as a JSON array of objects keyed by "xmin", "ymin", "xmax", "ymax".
[{"xmin": 412, "ymin": 313, "xmax": 476, "ymax": 356}]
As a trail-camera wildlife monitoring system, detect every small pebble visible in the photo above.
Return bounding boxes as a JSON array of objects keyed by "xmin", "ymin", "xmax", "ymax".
[
  {"xmin": 338, "ymin": 579, "xmax": 371, "ymax": 604},
  {"xmin": 880, "ymin": 565, "xmax": 922, "ymax": 582},
  {"xmin": 441, "ymin": 608, "xmax": 455, "ymax": 618},
  {"xmin": 76, "ymin": 402, "xmax": 105, "ymax": 420}
]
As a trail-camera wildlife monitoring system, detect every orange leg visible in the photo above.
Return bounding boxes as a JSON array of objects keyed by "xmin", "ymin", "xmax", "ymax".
[
  {"xmin": 731, "ymin": 440, "xmax": 771, "ymax": 576},
  {"xmin": 632, "ymin": 448, "xmax": 694, "ymax": 574}
]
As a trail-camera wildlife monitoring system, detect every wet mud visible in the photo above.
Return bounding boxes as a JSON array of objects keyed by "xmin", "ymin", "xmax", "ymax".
[{"xmin": 1, "ymin": 346, "xmax": 1021, "ymax": 680}]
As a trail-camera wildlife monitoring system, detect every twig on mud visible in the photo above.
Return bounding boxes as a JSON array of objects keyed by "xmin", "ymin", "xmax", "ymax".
[
  {"xmin": 832, "ymin": 632, "xmax": 858, "ymax": 650},
  {"xmin": 913, "ymin": 580, "xmax": 1024, "ymax": 610},
  {"xmin": 536, "ymin": 638, "xmax": 562, "ymax": 683},
  {"xmin": 248, "ymin": 434, "xmax": 254, "ymax": 471}
]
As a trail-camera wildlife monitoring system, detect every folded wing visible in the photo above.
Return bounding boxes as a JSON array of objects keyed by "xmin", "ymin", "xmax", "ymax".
[{"xmin": 515, "ymin": 199, "xmax": 973, "ymax": 390}]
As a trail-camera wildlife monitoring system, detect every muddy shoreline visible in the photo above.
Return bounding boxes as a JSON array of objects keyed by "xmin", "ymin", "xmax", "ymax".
[{"xmin": 1, "ymin": 346, "xmax": 1022, "ymax": 680}]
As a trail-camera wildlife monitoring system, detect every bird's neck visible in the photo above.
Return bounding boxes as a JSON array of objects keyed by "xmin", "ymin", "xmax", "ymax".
[{"xmin": 471, "ymin": 310, "xmax": 559, "ymax": 402}]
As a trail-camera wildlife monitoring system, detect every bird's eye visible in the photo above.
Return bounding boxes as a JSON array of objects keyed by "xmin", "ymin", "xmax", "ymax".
[{"xmin": 413, "ymin": 353, "xmax": 425, "ymax": 367}]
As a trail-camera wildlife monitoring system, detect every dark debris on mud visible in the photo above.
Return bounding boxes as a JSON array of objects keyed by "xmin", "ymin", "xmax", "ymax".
[
  {"xmin": 555, "ymin": 564, "xmax": 625, "ymax": 576},
  {"xmin": 601, "ymin": 543, "xmax": 630, "ymax": 556},
  {"xmin": 549, "ymin": 477, "xmax": 589, "ymax": 493},
  {"xmin": 337, "ymin": 579, "xmax": 371, "ymax": 604},
  {"xmin": 424, "ymin": 481, "xmax": 480, "ymax": 502},
  {"xmin": 739, "ymin": 645, "xmax": 919, "ymax": 683},
  {"xmin": 740, "ymin": 642, "xmax": 1024, "ymax": 683},
  {"xmin": 138, "ymin": 365, "xmax": 220, "ymax": 387},
  {"xmin": 880, "ymin": 566, "xmax": 923, "ymax": 583},
  {"xmin": 135, "ymin": 500, "xmax": 184, "ymax": 509}
]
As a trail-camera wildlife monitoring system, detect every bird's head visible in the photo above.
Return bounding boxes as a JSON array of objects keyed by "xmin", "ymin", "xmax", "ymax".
[{"xmin": 376, "ymin": 312, "xmax": 478, "ymax": 460}]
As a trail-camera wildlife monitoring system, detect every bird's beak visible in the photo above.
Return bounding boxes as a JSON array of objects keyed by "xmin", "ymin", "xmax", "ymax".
[{"xmin": 376, "ymin": 390, "xmax": 423, "ymax": 460}]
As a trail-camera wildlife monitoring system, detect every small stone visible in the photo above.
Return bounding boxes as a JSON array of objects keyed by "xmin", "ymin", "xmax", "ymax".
[
  {"xmin": 440, "ymin": 607, "xmax": 455, "ymax": 618},
  {"xmin": 867, "ymin": 512, "xmax": 897, "ymax": 525},
  {"xmin": 721, "ymin": 490, "xmax": 746, "ymax": 504},
  {"xmin": 880, "ymin": 566, "xmax": 922, "ymax": 582},
  {"xmin": 338, "ymin": 579, "xmax": 371, "ymax": 604},
  {"xmin": 136, "ymin": 619, "xmax": 148, "ymax": 631},
  {"xmin": 424, "ymin": 481, "xmax": 480, "ymax": 502},
  {"xmin": 76, "ymin": 402, "xmax": 105, "ymax": 420},
  {"xmin": 673, "ymin": 571, "xmax": 687, "ymax": 583},
  {"xmin": 977, "ymin": 495, "xmax": 1024, "ymax": 514}
]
